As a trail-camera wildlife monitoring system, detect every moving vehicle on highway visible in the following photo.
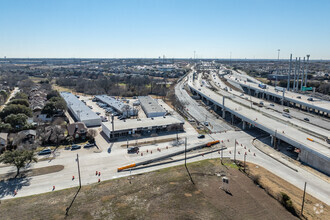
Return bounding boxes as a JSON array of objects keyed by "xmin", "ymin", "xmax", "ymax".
[
  {"xmin": 258, "ymin": 84, "xmax": 267, "ymax": 89},
  {"xmin": 304, "ymin": 118, "xmax": 310, "ymax": 121},
  {"xmin": 282, "ymin": 112, "xmax": 291, "ymax": 118},
  {"xmin": 275, "ymin": 86, "xmax": 286, "ymax": 92}
]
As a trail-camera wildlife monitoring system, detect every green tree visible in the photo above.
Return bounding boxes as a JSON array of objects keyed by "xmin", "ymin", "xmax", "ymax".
[
  {"xmin": 5, "ymin": 113, "xmax": 28, "ymax": 128},
  {"xmin": 8, "ymin": 99, "xmax": 29, "ymax": 107},
  {"xmin": 0, "ymin": 90, "xmax": 8, "ymax": 100},
  {"xmin": 42, "ymin": 97, "xmax": 67, "ymax": 116},
  {"xmin": 13, "ymin": 92, "xmax": 28, "ymax": 100},
  {"xmin": 0, "ymin": 122, "xmax": 12, "ymax": 132},
  {"xmin": 0, "ymin": 104, "xmax": 32, "ymax": 118},
  {"xmin": 0, "ymin": 150, "xmax": 37, "ymax": 177},
  {"xmin": 46, "ymin": 90, "xmax": 60, "ymax": 100},
  {"xmin": 41, "ymin": 102, "xmax": 56, "ymax": 116}
]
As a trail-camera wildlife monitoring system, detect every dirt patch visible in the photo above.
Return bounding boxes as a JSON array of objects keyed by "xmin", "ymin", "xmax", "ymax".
[
  {"xmin": 0, "ymin": 165, "xmax": 64, "ymax": 181},
  {"xmin": 0, "ymin": 159, "xmax": 297, "ymax": 220},
  {"xmin": 121, "ymin": 137, "xmax": 176, "ymax": 147},
  {"xmin": 184, "ymin": 193, "xmax": 192, "ymax": 197},
  {"xmin": 245, "ymin": 162, "xmax": 329, "ymax": 220}
]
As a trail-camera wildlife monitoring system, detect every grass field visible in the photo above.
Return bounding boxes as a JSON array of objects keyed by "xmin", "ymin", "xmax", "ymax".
[{"xmin": 0, "ymin": 159, "xmax": 300, "ymax": 220}]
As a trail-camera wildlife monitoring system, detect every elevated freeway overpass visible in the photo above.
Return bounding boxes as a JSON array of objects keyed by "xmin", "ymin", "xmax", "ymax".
[
  {"xmin": 224, "ymin": 74, "xmax": 330, "ymax": 117},
  {"xmin": 187, "ymin": 73, "xmax": 330, "ymax": 175}
]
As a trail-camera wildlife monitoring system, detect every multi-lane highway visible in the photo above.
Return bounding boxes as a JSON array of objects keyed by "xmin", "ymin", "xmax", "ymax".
[
  {"xmin": 175, "ymin": 76, "xmax": 233, "ymax": 132},
  {"xmin": 210, "ymin": 72, "xmax": 330, "ymax": 135},
  {"xmin": 188, "ymin": 70, "xmax": 330, "ymax": 175},
  {"xmin": 224, "ymin": 72, "xmax": 330, "ymax": 116}
]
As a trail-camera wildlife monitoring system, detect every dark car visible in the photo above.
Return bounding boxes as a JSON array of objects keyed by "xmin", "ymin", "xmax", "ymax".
[
  {"xmin": 198, "ymin": 134, "xmax": 205, "ymax": 139},
  {"xmin": 84, "ymin": 143, "xmax": 95, "ymax": 148},
  {"xmin": 304, "ymin": 118, "xmax": 310, "ymax": 121},
  {"xmin": 127, "ymin": 146, "xmax": 139, "ymax": 154},
  {"xmin": 71, "ymin": 144, "xmax": 81, "ymax": 150},
  {"xmin": 38, "ymin": 148, "xmax": 52, "ymax": 155}
]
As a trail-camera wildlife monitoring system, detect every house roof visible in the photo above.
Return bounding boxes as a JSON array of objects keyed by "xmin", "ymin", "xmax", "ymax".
[
  {"xmin": 0, "ymin": 132, "xmax": 8, "ymax": 140},
  {"xmin": 18, "ymin": 129, "xmax": 36, "ymax": 136},
  {"xmin": 67, "ymin": 122, "xmax": 87, "ymax": 136}
]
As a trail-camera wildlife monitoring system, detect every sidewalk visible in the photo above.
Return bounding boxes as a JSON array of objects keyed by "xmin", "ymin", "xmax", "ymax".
[{"xmin": 252, "ymin": 138, "xmax": 330, "ymax": 183}]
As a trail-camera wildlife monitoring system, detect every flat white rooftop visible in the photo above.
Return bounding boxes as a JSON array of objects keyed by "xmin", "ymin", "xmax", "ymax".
[
  {"xmin": 61, "ymin": 92, "xmax": 100, "ymax": 122},
  {"xmin": 102, "ymin": 116, "xmax": 183, "ymax": 131}
]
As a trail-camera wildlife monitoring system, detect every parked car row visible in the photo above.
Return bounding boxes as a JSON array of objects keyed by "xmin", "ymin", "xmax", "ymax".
[{"xmin": 38, "ymin": 143, "xmax": 96, "ymax": 155}]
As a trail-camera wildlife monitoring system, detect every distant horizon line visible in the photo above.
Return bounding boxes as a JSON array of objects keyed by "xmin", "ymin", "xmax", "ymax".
[{"xmin": 0, "ymin": 57, "xmax": 329, "ymax": 61}]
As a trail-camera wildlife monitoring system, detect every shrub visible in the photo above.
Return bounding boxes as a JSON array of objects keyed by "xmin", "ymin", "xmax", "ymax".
[{"xmin": 279, "ymin": 192, "xmax": 297, "ymax": 216}]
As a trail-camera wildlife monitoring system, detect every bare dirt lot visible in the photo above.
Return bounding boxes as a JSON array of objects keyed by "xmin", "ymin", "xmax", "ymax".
[{"xmin": 0, "ymin": 159, "xmax": 297, "ymax": 220}]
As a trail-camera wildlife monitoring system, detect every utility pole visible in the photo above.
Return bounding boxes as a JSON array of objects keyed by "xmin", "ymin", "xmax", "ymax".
[
  {"xmin": 184, "ymin": 137, "xmax": 187, "ymax": 167},
  {"xmin": 184, "ymin": 137, "xmax": 194, "ymax": 184},
  {"xmin": 77, "ymin": 154, "xmax": 81, "ymax": 188},
  {"xmin": 296, "ymin": 57, "xmax": 301, "ymax": 91},
  {"xmin": 234, "ymin": 139, "xmax": 237, "ymax": 163},
  {"xmin": 65, "ymin": 154, "xmax": 82, "ymax": 216},
  {"xmin": 244, "ymin": 153, "xmax": 246, "ymax": 172},
  {"xmin": 221, "ymin": 145, "xmax": 224, "ymax": 164},
  {"xmin": 276, "ymin": 49, "xmax": 280, "ymax": 87},
  {"xmin": 301, "ymin": 57, "xmax": 306, "ymax": 91},
  {"xmin": 293, "ymin": 58, "xmax": 297, "ymax": 91},
  {"xmin": 304, "ymin": 55, "xmax": 310, "ymax": 87},
  {"xmin": 301, "ymin": 182, "xmax": 307, "ymax": 216},
  {"xmin": 287, "ymin": 54, "xmax": 292, "ymax": 91}
]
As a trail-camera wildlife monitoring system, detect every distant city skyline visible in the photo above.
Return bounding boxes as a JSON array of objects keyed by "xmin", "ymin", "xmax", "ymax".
[{"xmin": 1, "ymin": 0, "xmax": 329, "ymax": 59}]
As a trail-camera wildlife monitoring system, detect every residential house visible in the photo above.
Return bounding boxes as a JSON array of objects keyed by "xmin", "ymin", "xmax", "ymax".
[
  {"xmin": 67, "ymin": 122, "xmax": 87, "ymax": 140},
  {"xmin": 0, "ymin": 132, "xmax": 8, "ymax": 153}
]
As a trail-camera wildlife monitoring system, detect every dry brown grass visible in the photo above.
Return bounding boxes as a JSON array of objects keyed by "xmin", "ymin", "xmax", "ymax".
[
  {"xmin": 0, "ymin": 159, "xmax": 297, "ymax": 220},
  {"xmin": 246, "ymin": 162, "xmax": 329, "ymax": 220}
]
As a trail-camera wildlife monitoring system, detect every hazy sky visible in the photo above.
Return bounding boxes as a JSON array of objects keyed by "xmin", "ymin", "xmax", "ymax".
[{"xmin": 0, "ymin": 0, "xmax": 329, "ymax": 59}]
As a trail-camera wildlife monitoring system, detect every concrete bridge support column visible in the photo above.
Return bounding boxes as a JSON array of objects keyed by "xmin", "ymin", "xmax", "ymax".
[
  {"xmin": 262, "ymin": 93, "xmax": 265, "ymax": 99},
  {"xmin": 206, "ymin": 99, "xmax": 210, "ymax": 105},
  {"xmin": 270, "ymin": 135, "xmax": 274, "ymax": 146},
  {"xmin": 271, "ymin": 135, "xmax": 277, "ymax": 148},
  {"xmin": 214, "ymin": 105, "xmax": 217, "ymax": 111},
  {"xmin": 242, "ymin": 121, "xmax": 246, "ymax": 130},
  {"xmin": 231, "ymin": 114, "xmax": 234, "ymax": 125},
  {"xmin": 222, "ymin": 97, "xmax": 225, "ymax": 118},
  {"xmin": 266, "ymin": 94, "xmax": 269, "ymax": 100}
]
